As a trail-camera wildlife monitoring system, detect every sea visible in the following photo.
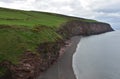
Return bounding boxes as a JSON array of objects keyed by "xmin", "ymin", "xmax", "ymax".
[{"xmin": 73, "ymin": 30, "xmax": 120, "ymax": 79}]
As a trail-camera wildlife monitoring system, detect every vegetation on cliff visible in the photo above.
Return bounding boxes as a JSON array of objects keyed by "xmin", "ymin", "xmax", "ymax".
[{"xmin": 0, "ymin": 7, "xmax": 113, "ymax": 78}]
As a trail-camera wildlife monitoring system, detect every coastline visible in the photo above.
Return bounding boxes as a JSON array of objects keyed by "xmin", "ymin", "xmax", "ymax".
[{"xmin": 37, "ymin": 36, "xmax": 81, "ymax": 79}]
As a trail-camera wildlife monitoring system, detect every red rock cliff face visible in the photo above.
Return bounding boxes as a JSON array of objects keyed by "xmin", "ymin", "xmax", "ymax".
[{"xmin": 58, "ymin": 20, "xmax": 113, "ymax": 38}]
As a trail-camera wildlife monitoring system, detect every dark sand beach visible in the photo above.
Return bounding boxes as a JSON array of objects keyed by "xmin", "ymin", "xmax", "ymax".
[{"xmin": 37, "ymin": 36, "xmax": 81, "ymax": 79}]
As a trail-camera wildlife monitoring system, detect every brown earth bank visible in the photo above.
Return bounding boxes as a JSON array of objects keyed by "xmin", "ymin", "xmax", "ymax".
[{"xmin": 0, "ymin": 20, "xmax": 114, "ymax": 79}]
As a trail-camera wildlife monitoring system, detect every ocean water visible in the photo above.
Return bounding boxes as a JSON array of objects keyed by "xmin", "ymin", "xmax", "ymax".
[{"xmin": 73, "ymin": 31, "xmax": 120, "ymax": 79}]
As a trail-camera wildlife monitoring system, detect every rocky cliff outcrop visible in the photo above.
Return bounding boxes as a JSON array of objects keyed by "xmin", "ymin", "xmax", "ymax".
[
  {"xmin": 1, "ymin": 20, "xmax": 113, "ymax": 79},
  {"xmin": 58, "ymin": 20, "xmax": 113, "ymax": 39}
]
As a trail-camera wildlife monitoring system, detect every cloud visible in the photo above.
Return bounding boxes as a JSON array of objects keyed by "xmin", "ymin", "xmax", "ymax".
[
  {"xmin": 92, "ymin": 1, "xmax": 120, "ymax": 13},
  {"xmin": 0, "ymin": 0, "xmax": 120, "ymax": 30},
  {"xmin": 0, "ymin": 0, "xmax": 13, "ymax": 3},
  {"xmin": 79, "ymin": 0, "xmax": 120, "ymax": 30}
]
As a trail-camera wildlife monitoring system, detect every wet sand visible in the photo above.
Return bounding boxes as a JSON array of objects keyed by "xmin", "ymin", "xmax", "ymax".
[{"xmin": 37, "ymin": 36, "xmax": 81, "ymax": 79}]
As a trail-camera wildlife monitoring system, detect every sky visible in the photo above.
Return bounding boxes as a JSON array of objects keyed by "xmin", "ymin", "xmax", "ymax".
[{"xmin": 0, "ymin": 0, "xmax": 120, "ymax": 30}]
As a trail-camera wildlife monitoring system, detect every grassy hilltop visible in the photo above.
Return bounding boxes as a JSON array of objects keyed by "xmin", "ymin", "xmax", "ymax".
[{"xmin": 0, "ymin": 7, "xmax": 97, "ymax": 75}]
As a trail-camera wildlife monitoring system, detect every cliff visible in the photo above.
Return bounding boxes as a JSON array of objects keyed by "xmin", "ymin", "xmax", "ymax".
[
  {"xmin": 1, "ymin": 21, "xmax": 113, "ymax": 79},
  {"xmin": 58, "ymin": 20, "xmax": 113, "ymax": 39},
  {"xmin": 0, "ymin": 7, "xmax": 114, "ymax": 79}
]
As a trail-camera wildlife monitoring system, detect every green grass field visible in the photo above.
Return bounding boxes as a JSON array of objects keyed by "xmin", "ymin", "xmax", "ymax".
[{"xmin": 0, "ymin": 7, "xmax": 98, "ymax": 75}]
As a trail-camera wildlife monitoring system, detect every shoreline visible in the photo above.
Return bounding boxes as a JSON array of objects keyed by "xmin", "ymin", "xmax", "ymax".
[{"xmin": 37, "ymin": 36, "xmax": 81, "ymax": 79}]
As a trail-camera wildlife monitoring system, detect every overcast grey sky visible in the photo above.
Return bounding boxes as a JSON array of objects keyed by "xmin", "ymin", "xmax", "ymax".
[{"xmin": 0, "ymin": 0, "xmax": 120, "ymax": 30}]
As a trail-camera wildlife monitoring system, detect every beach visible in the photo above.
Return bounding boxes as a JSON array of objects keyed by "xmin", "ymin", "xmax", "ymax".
[{"xmin": 37, "ymin": 36, "xmax": 81, "ymax": 79}]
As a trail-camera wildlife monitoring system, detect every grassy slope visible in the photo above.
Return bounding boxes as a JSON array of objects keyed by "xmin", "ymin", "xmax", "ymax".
[{"xmin": 0, "ymin": 7, "xmax": 98, "ymax": 75}]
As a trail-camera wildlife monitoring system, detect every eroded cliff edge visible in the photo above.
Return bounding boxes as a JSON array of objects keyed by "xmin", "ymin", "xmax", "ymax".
[
  {"xmin": 58, "ymin": 20, "xmax": 113, "ymax": 38},
  {"xmin": 0, "ymin": 20, "xmax": 113, "ymax": 79}
]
